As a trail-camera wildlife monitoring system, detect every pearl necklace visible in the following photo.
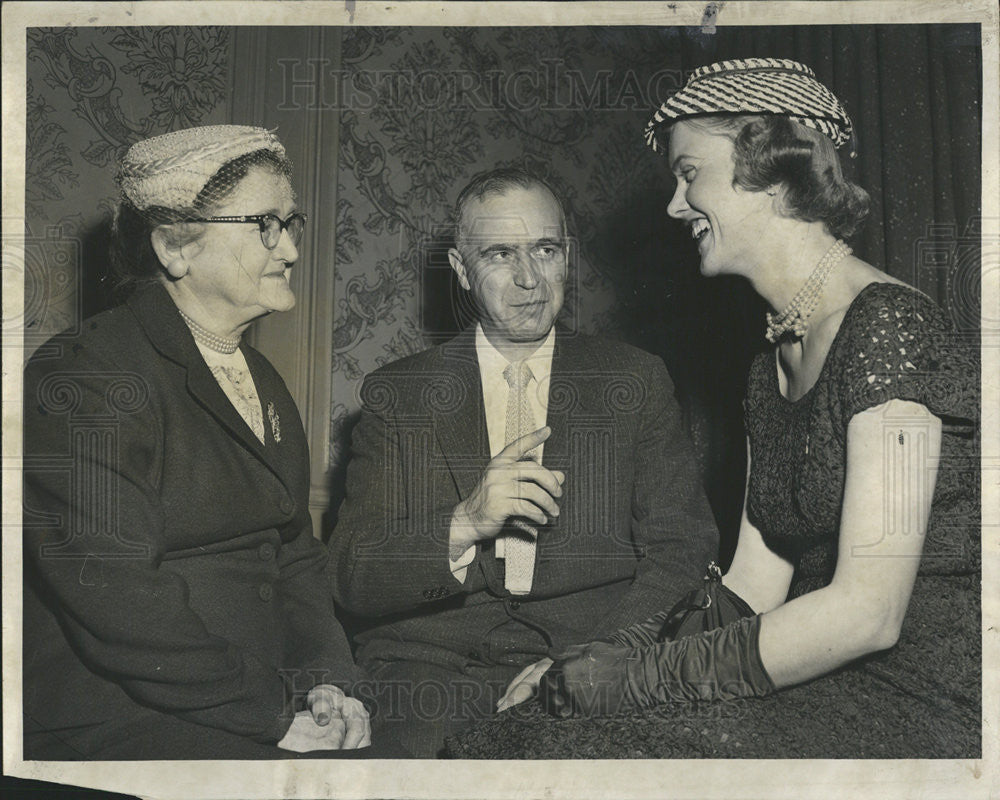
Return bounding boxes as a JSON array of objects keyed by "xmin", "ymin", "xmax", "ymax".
[
  {"xmin": 179, "ymin": 309, "xmax": 241, "ymax": 354},
  {"xmin": 765, "ymin": 239, "xmax": 851, "ymax": 343}
]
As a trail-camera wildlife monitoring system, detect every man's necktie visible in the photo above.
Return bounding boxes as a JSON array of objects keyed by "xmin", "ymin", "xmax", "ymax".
[{"xmin": 502, "ymin": 360, "xmax": 539, "ymax": 595}]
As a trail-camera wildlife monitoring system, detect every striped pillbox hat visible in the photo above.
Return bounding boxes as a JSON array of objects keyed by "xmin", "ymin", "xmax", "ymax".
[{"xmin": 644, "ymin": 58, "xmax": 854, "ymax": 153}]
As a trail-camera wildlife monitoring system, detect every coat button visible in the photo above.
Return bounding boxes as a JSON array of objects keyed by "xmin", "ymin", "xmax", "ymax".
[
  {"xmin": 258, "ymin": 543, "xmax": 275, "ymax": 561},
  {"xmin": 468, "ymin": 650, "xmax": 480, "ymax": 661},
  {"xmin": 279, "ymin": 496, "xmax": 294, "ymax": 515},
  {"xmin": 258, "ymin": 584, "xmax": 273, "ymax": 602},
  {"xmin": 509, "ymin": 600, "xmax": 521, "ymax": 610}
]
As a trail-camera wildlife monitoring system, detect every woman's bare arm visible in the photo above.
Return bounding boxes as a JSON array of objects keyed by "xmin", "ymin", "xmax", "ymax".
[{"xmin": 755, "ymin": 399, "xmax": 941, "ymax": 687}]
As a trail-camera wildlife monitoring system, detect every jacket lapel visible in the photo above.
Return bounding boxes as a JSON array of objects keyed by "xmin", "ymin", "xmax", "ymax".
[
  {"xmin": 433, "ymin": 326, "xmax": 504, "ymax": 589},
  {"xmin": 242, "ymin": 346, "xmax": 297, "ymax": 477},
  {"xmin": 127, "ymin": 284, "xmax": 279, "ymax": 474},
  {"xmin": 433, "ymin": 326, "xmax": 490, "ymax": 501},
  {"xmin": 542, "ymin": 328, "xmax": 573, "ymax": 476}
]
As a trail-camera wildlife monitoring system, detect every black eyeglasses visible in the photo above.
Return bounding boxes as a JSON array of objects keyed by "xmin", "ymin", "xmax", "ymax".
[{"xmin": 186, "ymin": 213, "xmax": 308, "ymax": 250}]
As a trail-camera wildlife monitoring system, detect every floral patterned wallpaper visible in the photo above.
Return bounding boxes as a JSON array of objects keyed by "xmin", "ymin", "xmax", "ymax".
[
  {"xmin": 330, "ymin": 26, "xmax": 711, "ymax": 464},
  {"xmin": 36, "ymin": 26, "xmax": 972, "ymax": 548},
  {"xmin": 316, "ymin": 24, "xmax": 985, "ymax": 544},
  {"xmin": 23, "ymin": 25, "xmax": 756, "ymax": 540},
  {"xmin": 24, "ymin": 27, "xmax": 232, "ymax": 349}
]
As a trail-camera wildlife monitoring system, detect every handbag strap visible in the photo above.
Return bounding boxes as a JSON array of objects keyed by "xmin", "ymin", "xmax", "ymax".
[{"xmin": 655, "ymin": 561, "xmax": 753, "ymax": 642}]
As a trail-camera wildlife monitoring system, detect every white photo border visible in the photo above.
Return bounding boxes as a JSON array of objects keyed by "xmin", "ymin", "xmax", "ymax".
[{"xmin": 3, "ymin": 2, "xmax": 997, "ymax": 798}]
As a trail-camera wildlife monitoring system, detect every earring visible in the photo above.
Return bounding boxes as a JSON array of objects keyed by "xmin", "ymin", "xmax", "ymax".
[{"xmin": 165, "ymin": 258, "xmax": 188, "ymax": 278}]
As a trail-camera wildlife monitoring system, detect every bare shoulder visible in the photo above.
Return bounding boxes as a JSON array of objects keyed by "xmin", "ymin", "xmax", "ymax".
[
  {"xmin": 814, "ymin": 260, "xmax": 909, "ymax": 335},
  {"xmin": 839, "ymin": 258, "xmax": 910, "ymax": 307},
  {"xmin": 851, "ymin": 259, "xmax": 909, "ymax": 290}
]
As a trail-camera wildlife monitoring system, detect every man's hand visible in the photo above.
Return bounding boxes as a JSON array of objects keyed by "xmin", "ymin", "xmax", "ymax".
[
  {"xmin": 277, "ymin": 684, "xmax": 371, "ymax": 752},
  {"xmin": 450, "ymin": 426, "xmax": 564, "ymax": 558},
  {"xmin": 496, "ymin": 657, "xmax": 553, "ymax": 711}
]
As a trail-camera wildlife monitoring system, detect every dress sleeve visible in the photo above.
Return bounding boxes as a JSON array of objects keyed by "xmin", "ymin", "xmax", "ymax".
[
  {"xmin": 277, "ymin": 518, "xmax": 361, "ymax": 694},
  {"xmin": 836, "ymin": 287, "xmax": 978, "ymax": 429}
]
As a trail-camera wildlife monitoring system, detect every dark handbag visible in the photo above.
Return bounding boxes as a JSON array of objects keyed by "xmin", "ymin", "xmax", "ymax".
[{"xmin": 655, "ymin": 562, "xmax": 755, "ymax": 642}]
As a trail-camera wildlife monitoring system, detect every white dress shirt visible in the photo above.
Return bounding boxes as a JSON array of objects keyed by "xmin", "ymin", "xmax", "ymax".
[{"xmin": 449, "ymin": 324, "xmax": 555, "ymax": 583}]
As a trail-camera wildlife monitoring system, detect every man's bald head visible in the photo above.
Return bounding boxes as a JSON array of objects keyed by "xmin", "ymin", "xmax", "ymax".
[{"xmin": 454, "ymin": 167, "xmax": 567, "ymax": 252}]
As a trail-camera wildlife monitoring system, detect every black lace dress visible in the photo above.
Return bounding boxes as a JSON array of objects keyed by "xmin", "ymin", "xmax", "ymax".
[{"xmin": 446, "ymin": 282, "xmax": 980, "ymax": 759}]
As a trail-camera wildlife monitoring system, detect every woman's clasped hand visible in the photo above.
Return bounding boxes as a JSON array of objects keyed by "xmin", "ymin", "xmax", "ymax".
[{"xmin": 277, "ymin": 685, "xmax": 372, "ymax": 752}]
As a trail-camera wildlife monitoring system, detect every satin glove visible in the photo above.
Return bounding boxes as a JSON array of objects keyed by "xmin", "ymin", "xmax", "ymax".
[
  {"xmin": 603, "ymin": 610, "xmax": 671, "ymax": 647},
  {"xmin": 540, "ymin": 615, "xmax": 774, "ymax": 718}
]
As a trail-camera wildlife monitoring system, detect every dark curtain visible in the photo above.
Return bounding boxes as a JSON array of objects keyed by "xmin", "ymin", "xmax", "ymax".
[
  {"xmin": 601, "ymin": 24, "xmax": 982, "ymax": 564},
  {"xmin": 705, "ymin": 24, "xmax": 982, "ymax": 310}
]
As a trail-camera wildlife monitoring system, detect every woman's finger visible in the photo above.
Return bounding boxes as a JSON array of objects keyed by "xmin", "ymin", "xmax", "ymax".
[
  {"xmin": 359, "ymin": 720, "xmax": 372, "ymax": 748},
  {"xmin": 341, "ymin": 699, "xmax": 370, "ymax": 749},
  {"xmin": 311, "ymin": 695, "xmax": 333, "ymax": 726},
  {"xmin": 307, "ymin": 684, "xmax": 344, "ymax": 726},
  {"xmin": 326, "ymin": 717, "xmax": 347, "ymax": 749},
  {"xmin": 356, "ymin": 708, "xmax": 373, "ymax": 748}
]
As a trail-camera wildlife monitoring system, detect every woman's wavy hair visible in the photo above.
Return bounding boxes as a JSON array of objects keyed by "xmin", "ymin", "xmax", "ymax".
[
  {"xmin": 109, "ymin": 148, "xmax": 292, "ymax": 294},
  {"xmin": 679, "ymin": 114, "xmax": 870, "ymax": 240}
]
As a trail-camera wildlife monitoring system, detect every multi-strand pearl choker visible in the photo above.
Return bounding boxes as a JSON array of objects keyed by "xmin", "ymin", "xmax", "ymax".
[
  {"xmin": 179, "ymin": 309, "xmax": 241, "ymax": 354},
  {"xmin": 765, "ymin": 239, "xmax": 852, "ymax": 344}
]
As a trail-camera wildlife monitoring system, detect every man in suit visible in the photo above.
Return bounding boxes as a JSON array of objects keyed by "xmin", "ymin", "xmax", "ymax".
[{"xmin": 330, "ymin": 167, "xmax": 717, "ymax": 756}]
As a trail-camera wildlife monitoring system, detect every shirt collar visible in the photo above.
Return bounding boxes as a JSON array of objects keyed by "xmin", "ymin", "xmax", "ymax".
[{"xmin": 474, "ymin": 324, "xmax": 556, "ymax": 383}]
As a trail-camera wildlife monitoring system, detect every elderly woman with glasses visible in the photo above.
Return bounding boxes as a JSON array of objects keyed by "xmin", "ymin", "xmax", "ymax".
[{"xmin": 22, "ymin": 125, "xmax": 373, "ymax": 759}]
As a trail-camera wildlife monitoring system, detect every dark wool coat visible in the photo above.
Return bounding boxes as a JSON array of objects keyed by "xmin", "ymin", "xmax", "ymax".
[
  {"xmin": 22, "ymin": 282, "xmax": 358, "ymax": 759},
  {"xmin": 330, "ymin": 325, "xmax": 718, "ymax": 675}
]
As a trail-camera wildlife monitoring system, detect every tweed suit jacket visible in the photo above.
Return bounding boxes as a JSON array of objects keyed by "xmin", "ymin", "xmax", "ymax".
[
  {"xmin": 330, "ymin": 325, "xmax": 718, "ymax": 674},
  {"xmin": 22, "ymin": 282, "xmax": 358, "ymax": 758}
]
